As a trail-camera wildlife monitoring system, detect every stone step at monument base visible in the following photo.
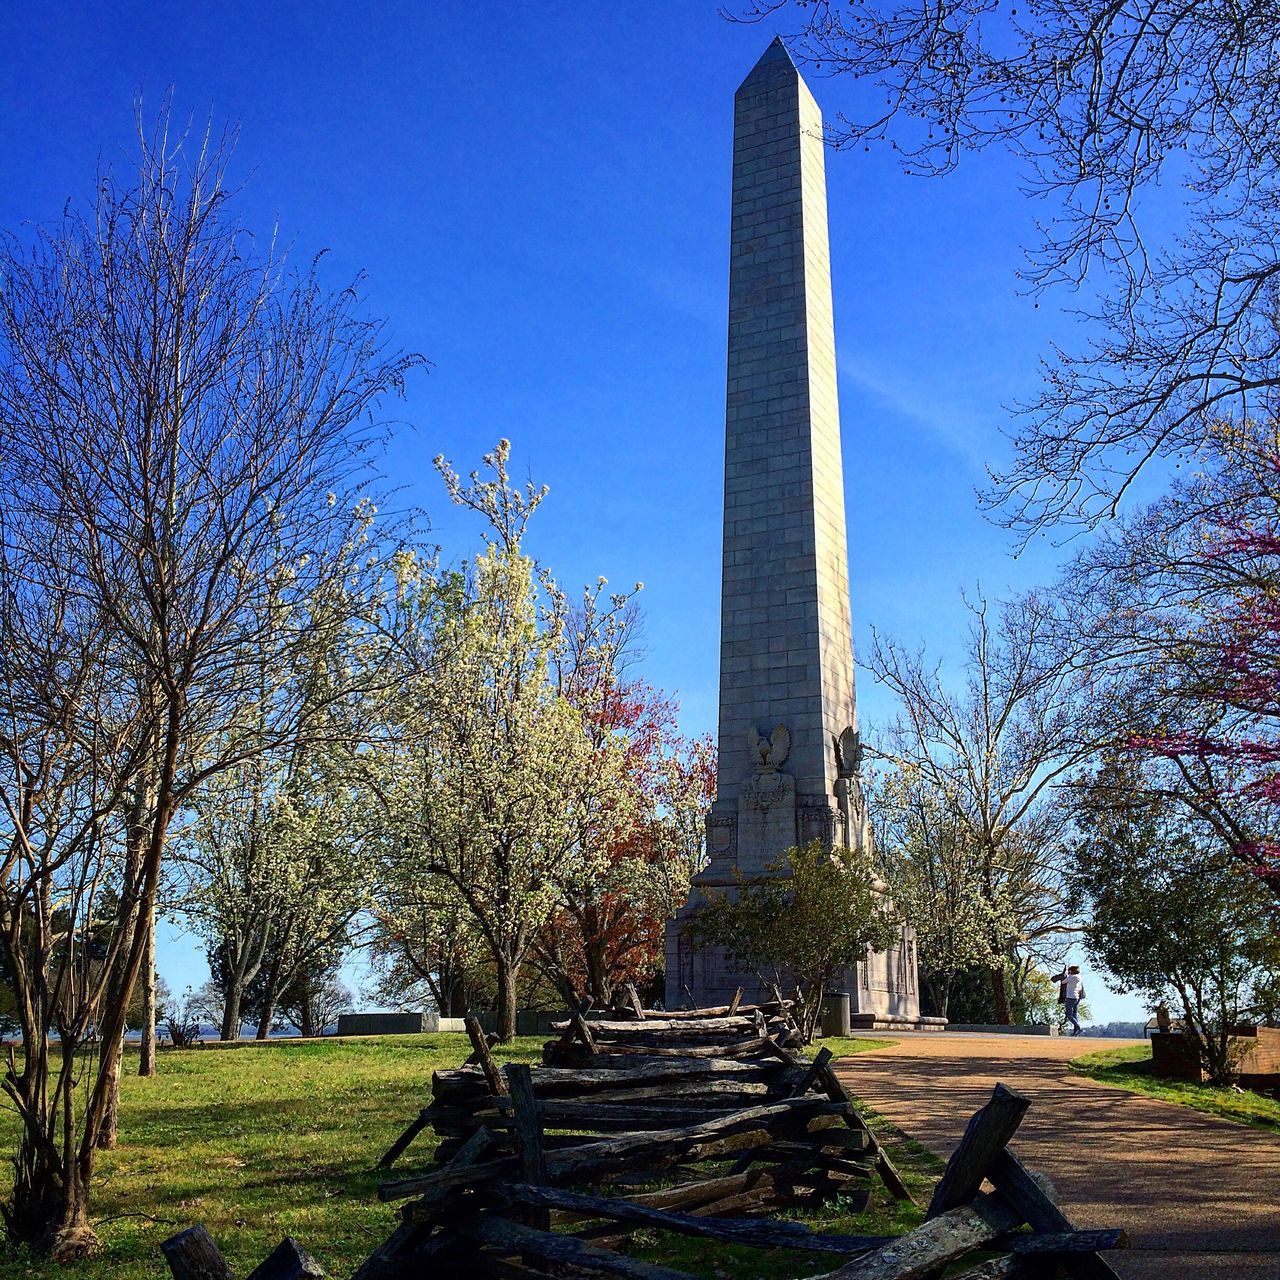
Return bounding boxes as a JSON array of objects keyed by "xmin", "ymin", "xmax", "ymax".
[{"xmin": 849, "ymin": 1013, "xmax": 948, "ymax": 1033}]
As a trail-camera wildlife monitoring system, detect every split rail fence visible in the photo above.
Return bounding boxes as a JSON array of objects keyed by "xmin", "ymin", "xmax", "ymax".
[{"xmin": 162, "ymin": 993, "xmax": 1126, "ymax": 1279}]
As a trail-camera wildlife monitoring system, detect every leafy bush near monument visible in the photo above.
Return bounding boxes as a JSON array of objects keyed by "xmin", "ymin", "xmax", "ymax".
[{"xmin": 693, "ymin": 840, "xmax": 898, "ymax": 1042}]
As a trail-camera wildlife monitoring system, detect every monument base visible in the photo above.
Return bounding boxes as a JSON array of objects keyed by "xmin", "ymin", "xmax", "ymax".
[
  {"xmin": 665, "ymin": 889, "xmax": 926, "ymax": 1027},
  {"xmin": 850, "ymin": 1012, "xmax": 948, "ymax": 1032}
]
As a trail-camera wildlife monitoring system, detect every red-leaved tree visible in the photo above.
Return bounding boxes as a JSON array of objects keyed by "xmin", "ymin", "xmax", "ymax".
[{"xmin": 535, "ymin": 678, "xmax": 714, "ymax": 1008}]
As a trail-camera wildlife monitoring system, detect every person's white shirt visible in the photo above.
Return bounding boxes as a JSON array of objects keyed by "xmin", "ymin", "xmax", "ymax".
[{"xmin": 1060, "ymin": 973, "xmax": 1083, "ymax": 999}]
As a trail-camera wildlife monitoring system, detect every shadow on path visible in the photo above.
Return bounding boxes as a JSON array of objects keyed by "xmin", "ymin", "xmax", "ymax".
[{"xmin": 836, "ymin": 1037, "xmax": 1280, "ymax": 1278}]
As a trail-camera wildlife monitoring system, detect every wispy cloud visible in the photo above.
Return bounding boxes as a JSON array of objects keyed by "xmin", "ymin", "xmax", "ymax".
[{"xmin": 838, "ymin": 353, "xmax": 1000, "ymax": 474}]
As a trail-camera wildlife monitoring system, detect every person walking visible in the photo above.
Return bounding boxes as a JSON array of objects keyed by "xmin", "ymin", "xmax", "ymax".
[{"xmin": 1052, "ymin": 965, "xmax": 1086, "ymax": 1036}]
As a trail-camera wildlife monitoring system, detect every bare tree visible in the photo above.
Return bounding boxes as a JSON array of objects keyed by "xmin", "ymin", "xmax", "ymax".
[
  {"xmin": 0, "ymin": 533, "xmax": 144, "ymax": 1256},
  {"xmin": 0, "ymin": 105, "xmax": 417, "ymax": 1251},
  {"xmin": 867, "ymin": 591, "xmax": 1098, "ymax": 1021},
  {"xmin": 738, "ymin": 3, "xmax": 1280, "ymax": 535},
  {"xmin": 279, "ymin": 970, "xmax": 353, "ymax": 1037},
  {"xmin": 874, "ymin": 767, "xmax": 994, "ymax": 1018}
]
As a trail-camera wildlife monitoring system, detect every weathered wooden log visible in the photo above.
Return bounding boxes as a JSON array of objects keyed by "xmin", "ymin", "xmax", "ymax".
[
  {"xmin": 816, "ymin": 1193, "xmax": 1023, "ymax": 1280},
  {"xmin": 498, "ymin": 1101, "xmax": 763, "ymax": 1130},
  {"xmin": 1010, "ymin": 1230, "xmax": 1127, "ymax": 1255},
  {"xmin": 944, "ymin": 1261, "xmax": 1023, "ymax": 1280},
  {"xmin": 433, "ymin": 1130, "xmax": 591, "ymax": 1164},
  {"xmin": 536, "ymin": 1098, "xmax": 849, "ymax": 1181},
  {"xmin": 495, "ymin": 1182, "xmax": 894, "ymax": 1255},
  {"xmin": 447, "ymin": 1079, "xmax": 791, "ymax": 1128},
  {"xmin": 432, "ymin": 1066, "xmax": 491, "ymax": 1101},
  {"xmin": 552, "ymin": 1015, "xmax": 763, "ymax": 1035},
  {"xmin": 799, "ymin": 1180, "xmax": 872, "ymax": 1215},
  {"xmin": 388, "ymin": 1097, "xmax": 847, "ymax": 1203},
  {"xmin": 505, "ymin": 1064, "xmax": 548, "ymax": 1235},
  {"xmin": 503, "ymin": 1056, "xmax": 788, "ymax": 1093},
  {"xmin": 434, "ymin": 1055, "xmax": 791, "ymax": 1104},
  {"xmin": 623, "ymin": 1169, "xmax": 773, "ymax": 1209},
  {"xmin": 927, "ymin": 1083, "xmax": 1030, "ymax": 1219},
  {"xmin": 161, "ymin": 1227, "xmax": 233, "ymax": 1280},
  {"xmin": 987, "ymin": 1150, "xmax": 1124, "ymax": 1280},
  {"xmin": 790, "ymin": 1046, "xmax": 834, "ymax": 1097},
  {"xmin": 628, "ymin": 999, "xmax": 789, "ymax": 1021},
  {"xmin": 809, "ymin": 1053, "xmax": 914, "ymax": 1204},
  {"xmin": 463, "ymin": 1028, "xmax": 502, "ymax": 1065},
  {"xmin": 815, "ymin": 1127, "xmax": 875, "ymax": 1153},
  {"xmin": 562, "ymin": 1077, "xmax": 790, "ymax": 1104},
  {"xmin": 574, "ymin": 1035, "xmax": 779, "ymax": 1059},
  {"xmin": 543, "ymin": 1039, "xmax": 779, "ymax": 1068},
  {"xmin": 245, "ymin": 1238, "xmax": 325, "ymax": 1280},
  {"xmin": 391, "ymin": 1123, "xmax": 499, "ymax": 1217},
  {"xmin": 727, "ymin": 1095, "xmax": 844, "ymax": 1172},
  {"xmin": 571, "ymin": 1012, "xmax": 597, "ymax": 1053},
  {"xmin": 461, "ymin": 1214, "xmax": 698, "ymax": 1279},
  {"xmin": 350, "ymin": 1221, "xmax": 461, "ymax": 1280},
  {"xmin": 378, "ymin": 1108, "xmax": 433, "ymax": 1168},
  {"xmin": 466, "ymin": 1017, "xmax": 508, "ymax": 1098},
  {"xmin": 730, "ymin": 1139, "xmax": 875, "ymax": 1172},
  {"xmin": 600, "ymin": 1166, "xmax": 808, "ymax": 1216}
]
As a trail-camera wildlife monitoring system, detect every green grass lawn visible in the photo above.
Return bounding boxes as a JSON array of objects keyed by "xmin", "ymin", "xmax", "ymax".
[
  {"xmin": 0, "ymin": 1034, "xmax": 934, "ymax": 1280},
  {"xmin": 1070, "ymin": 1043, "xmax": 1280, "ymax": 1132}
]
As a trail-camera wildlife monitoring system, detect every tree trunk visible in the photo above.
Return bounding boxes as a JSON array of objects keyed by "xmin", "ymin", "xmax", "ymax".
[
  {"xmin": 299, "ymin": 981, "xmax": 315, "ymax": 1037},
  {"xmin": 93, "ymin": 1025, "xmax": 126, "ymax": 1149},
  {"xmin": 221, "ymin": 984, "xmax": 243, "ymax": 1042},
  {"xmin": 139, "ymin": 895, "xmax": 157, "ymax": 1076},
  {"xmin": 586, "ymin": 945, "xmax": 609, "ymax": 1010},
  {"xmin": 43, "ymin": 1160, "xmax": 96, "ymax": 1262},
  {"xmin": 990, "ymin": 964, "xmax": 1011, "ymax": 1025},
  {"xmin": 256, "ymin": 954, "xmax": 283, "ymax": 1040},
  {"xmin": 446, "ymin": 973, "xmax": 467, "ymax": 1018},
  {"xmin": 923, "ymin": 969, "xmax": 952, "ymax": 1021},
  {"xmin": 495, "ymin": 959, "xmax": 519, "ymax": 1042},
  {"xmin": 5, "ymin": 1035, "xmax": 101, "ymax": 1256},
  {"xmin": 933, "ymin": 977, "xmax": 950, "ymax": 1021}
]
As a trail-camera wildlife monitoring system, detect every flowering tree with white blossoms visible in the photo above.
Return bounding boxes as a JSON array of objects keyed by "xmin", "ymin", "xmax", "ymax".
[
  {"xmin": 183, "ymin": 744, "xmax": 373, "ymax": 1040},
  {"xmin": 874, "ymin": 767, "xmax": 1017, "ymax": 1019},
  {"xmin": 179, "ymin": 526, "xmax": 385, "ymax": 1041},
  {"xmin": 375, "ymin": 442, "xmax": 636, "ymax": 1040}
]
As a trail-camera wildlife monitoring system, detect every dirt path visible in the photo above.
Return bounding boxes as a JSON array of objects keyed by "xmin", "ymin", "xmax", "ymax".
[{"xmin": 836, "ymin": 1032, "xmax": 1280, "ymax": 1279}]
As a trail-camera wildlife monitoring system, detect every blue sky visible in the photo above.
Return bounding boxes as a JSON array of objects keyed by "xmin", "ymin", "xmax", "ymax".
[{"xmin": 1, "ymin": 2, "xmax": 1146, "ymax": 1023}]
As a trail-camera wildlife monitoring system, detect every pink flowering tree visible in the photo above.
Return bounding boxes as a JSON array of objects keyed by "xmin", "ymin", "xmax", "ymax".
[{"xmin": 1071, "ymin": 424, "xmax": 1280, "ymax": 897}]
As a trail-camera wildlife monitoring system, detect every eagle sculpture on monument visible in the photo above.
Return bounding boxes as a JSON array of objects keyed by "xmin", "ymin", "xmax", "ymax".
[{"xmin": 747, "ymin": 725, "xmax": 790, "ymax": 772}]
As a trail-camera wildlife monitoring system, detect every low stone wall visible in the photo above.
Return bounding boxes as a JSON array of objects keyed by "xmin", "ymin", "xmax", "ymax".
[
  {"xmin": 946, "ymin": 1023, "xmax": 1058, "ymax": 1036},
  {"xmin": 334, "ymin": 1012, "xmax": 437, "ymax": 1037},
  {"xmin": 1151, "ymin": 1026, "xmax": 1280, "ymax": 1082}
]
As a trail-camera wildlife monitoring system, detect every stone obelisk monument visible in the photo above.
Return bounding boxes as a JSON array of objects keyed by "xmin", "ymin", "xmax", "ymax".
[{"xmin": 665, "ymin": 39, "xmax": 926, "ymax": 1029}]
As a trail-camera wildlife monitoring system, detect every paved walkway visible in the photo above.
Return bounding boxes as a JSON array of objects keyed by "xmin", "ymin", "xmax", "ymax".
[{"xmin": 835, "ymin": 1032, "xmax": 1280, "ymax": 1279}]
